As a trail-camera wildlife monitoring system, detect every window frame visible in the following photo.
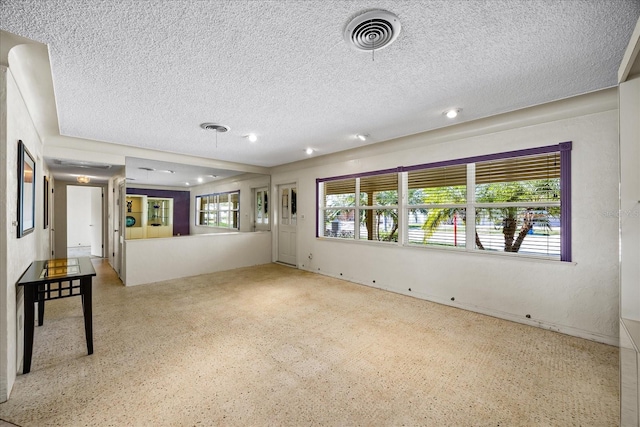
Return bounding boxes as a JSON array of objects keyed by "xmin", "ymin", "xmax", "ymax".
[
  {"xmin": 254, "ymin": 187, "xmax": 270, "ymax": 231},
  {"xmin": 195, "ymin": 190, "xmax": 240, "ymax": 230},
  {"xmin": 319, "ymin": 168, "xmax": 400, "ymax": 242},
  {"xmin": 317, "ymin": 142, "xmax": 572, "ymax": 261}
]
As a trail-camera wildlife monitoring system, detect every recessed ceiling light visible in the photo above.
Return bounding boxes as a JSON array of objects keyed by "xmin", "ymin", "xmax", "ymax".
[
  {"xmin": 356, "ymin": 134, "xmax": 368, "ymax": 141},
  {"xmin": 159, "ymin": 169, "xmax": 175, "ymax": 174},
  {"xmin": 197, "ymin": 177, "xmax": 203, "ymax": 183},
  {"xmin": 444, "ymin": 108, "xmax": 462, "ymax": 119},
  {"xmin": 247, "ymin": 133, "xmax": 258, "ymax": 142},
  {"xmin": 208, "ymin": 174, "xmax": 217, "ymax": 178},
  {"xmin": 138, "ymin": 167, "xmax": 155, "ymax": 171},
  {"xmin": 305, "ymin": 148, "xmax": 314, "ymax": 155}
]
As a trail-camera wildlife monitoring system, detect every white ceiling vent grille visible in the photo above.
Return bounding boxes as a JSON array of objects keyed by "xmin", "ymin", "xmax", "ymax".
[
  {"xmin": 54, "ymin": 159, "xmax": 112, "ymax": 169},
  {"xmin": 200, "ymin": 123, "xmax": 230, "ymax": 132},
  {"xmin": 344, "ymin": 10, "xmax": 401, "ymax": 52}
]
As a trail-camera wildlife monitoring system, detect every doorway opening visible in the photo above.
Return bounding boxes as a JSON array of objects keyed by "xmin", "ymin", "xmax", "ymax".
[
  {"xmin": 67, "ymin": 185, "xmax": 103, "ymax": 258},
  {"xmin": 277, "ymin": 183, "xmax": 297, "ymax": 266}
]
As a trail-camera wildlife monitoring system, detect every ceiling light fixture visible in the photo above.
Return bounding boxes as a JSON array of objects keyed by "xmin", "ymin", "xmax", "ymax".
[
  {"xmin": 76, "ymin": 176, "xmax": 91, "ymax": 184},
  {"xmin": 185, "ymin": 182, "xmax": 190, "ymax": 186},
  {"xmin": 138, "ymin": 167, "xmax": 155, "ymax": 171},
  {"xmin": 356, "ymin": 134, "xmax": 368, "ymax": 141},
  {"xmin": 444, "ymin": 108, "xmax": 462, "ymax": 119},
  {"xmin": 305, "ymin": 148, "xmax": 314, "ymax": 155},
  {"xmin": 197, "ymin": 177, "xmax": 203, "ymax": 183},
  {"xmin": 247, "ymin": 133, "xmax": 258, "ymax": 142}
]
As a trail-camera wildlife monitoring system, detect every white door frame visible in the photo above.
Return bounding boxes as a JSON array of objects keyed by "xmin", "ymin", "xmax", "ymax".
[
  {"xmin": 89, "ymin": 186, "xmax": 103, "ymax": 257},
  {"xmin": 117, "ymin": 181, "xmax": 125, "ymax": 279},
  {"xmin": 66, "ymin": 185, "xmax": 105, "ymax": 257},
  {"xmin": 274, "ymin": 181, "xmax": 298, "ymax": 266}
]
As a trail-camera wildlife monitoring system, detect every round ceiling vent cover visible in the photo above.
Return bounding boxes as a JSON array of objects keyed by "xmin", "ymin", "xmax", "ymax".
[
  {"xmin": 200, "ymin": 123, "xmax": 230, "ymax": 132},
  {"xmin": 344, "ymin": 10, "xmax": 401, "ymax": 52}
]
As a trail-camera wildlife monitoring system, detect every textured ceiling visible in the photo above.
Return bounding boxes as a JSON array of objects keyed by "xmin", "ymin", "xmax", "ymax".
[{"xmin": 1, "ymin": 1, "xmax": 639, "ymax": 168}]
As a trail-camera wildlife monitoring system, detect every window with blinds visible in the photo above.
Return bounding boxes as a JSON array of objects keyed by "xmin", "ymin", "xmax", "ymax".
[
  {"xmin": 407, "ymin": 165, "xmax": 467, "ymax": 248},
  {"xmin": 360, "ymin": 173, "xmax": 398, "ymax": 242},
  {"xmin": 320, "ymin": 173, "xmax": 399, "ymax": 241},
  {"xmin": 475, "ymin": 153, "xmax": 560, "ymax": 202},
  {"xmin": 474, "ymin": 153, "xmax": 561, "ymax": 258},
  {"xmin": 322, "ymin": 178, "xmax": 356, "ymax": 239},
  {"xmin": 317, "ymin": 143, "xmax": 570, "ymax": 261},
  {"xmin": 196, "ymin": 191, "xmax": 240, "ymax": 229}
]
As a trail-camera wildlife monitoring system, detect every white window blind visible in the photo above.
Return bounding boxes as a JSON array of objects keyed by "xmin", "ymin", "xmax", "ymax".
[{"xmin": 318, "ymin": 144, "xmax": 569, "ymax": 261}]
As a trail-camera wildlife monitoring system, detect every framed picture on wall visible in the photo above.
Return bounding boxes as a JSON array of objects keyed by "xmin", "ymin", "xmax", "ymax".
[
  {"xmin": 43, "ymin": 175, "xmax": 49, "ymax": 229},
  {"xmin": 18, "ymin": 140, "xmax": 36, "ymax": 238}
]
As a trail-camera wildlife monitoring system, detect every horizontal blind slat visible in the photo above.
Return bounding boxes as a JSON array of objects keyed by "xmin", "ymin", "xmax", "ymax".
[
  {"xmin": 476, "ymin": 153, "xmax": 560, "ymax": 184},
  {"xmin": 360, "ymin": 174, "xmax": 398, "ymax": 193},
  {"xmin": 325, "ymin": 179, "xmax": 356, "ymax": 196},
  {"xmin": 408, "ymin": 165, "xmax": 467, "ymax": 188}
]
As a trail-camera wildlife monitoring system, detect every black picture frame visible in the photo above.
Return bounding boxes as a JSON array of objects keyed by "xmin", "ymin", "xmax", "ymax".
[
  {"xmin": 18, "ymin": 140, "xmax": 36, "ymax": 238},
  {"xmin": 43, "ymin": 176, "xmax": 49, "ymax": 229}
]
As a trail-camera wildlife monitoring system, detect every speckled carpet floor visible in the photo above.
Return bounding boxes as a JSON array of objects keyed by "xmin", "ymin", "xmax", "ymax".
[{"xmin": 0, "ymin": 260, "xmax": 618, "ymax": 426}]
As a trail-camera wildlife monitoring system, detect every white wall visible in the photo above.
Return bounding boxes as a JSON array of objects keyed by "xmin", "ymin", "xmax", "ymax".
[
  {"xmin": 620, "ymin": 75, "xmax": 640, "ymax": 323},
  {"xmin": 1, "ymin": 66, "xmax": 50, "ymax": 401},
  {"xmin": 271, "ymin": 89, "xmax": 620, "ymax": 345},
  {"xmin": 122, "ymin": 174, "xmax": 272, "ymax": 286},
  {"xmin": 0, "ymin": 66, "xmax": 7, "ymax": 404},
  {"xmin": 124, "ymin": 231, "xmax": 272, "ymax": 286},
  {"xmin": 190, "ymin": 173, "xmax": 271, "ymax": 234},
  {"xmin": 618, "ymin": 19, "xmax": 640, "ymax": 423},
  {"xmin": 66, "ymin": 185, "xmax": 93, "ymax": 247}
]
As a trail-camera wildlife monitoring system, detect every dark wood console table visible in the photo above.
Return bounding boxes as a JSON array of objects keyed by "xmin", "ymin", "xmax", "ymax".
[{"xmin": 17, "ymin": 257, "xmax": 96, "ymax": 374}]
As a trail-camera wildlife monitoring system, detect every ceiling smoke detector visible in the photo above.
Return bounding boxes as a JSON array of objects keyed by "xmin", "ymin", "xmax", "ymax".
[
  {"xmin": 344, "ymin": 10, "xmax": 401, "ymax": 52},
  {"xmin": 200, "ymin": 123, "xmax": 230, "ymax": 132}
]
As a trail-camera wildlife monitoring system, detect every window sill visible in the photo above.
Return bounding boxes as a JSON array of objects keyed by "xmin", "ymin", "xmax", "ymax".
[{"xmin": 316, "ymin": 236, "xmax": 576, "ymax": 265}]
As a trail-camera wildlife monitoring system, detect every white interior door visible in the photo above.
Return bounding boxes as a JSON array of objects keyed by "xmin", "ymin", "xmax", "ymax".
[
  {"xmin": 90, "ymin": 187, "xmax": 103, "ymax": 257},
  {"xmin": 278, "ymin": 183, "xmax": 297, "ymax": 265}
]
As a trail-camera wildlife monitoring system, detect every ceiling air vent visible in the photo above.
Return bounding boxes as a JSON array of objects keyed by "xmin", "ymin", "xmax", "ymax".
[
  {"xmin": 344, "ymin": 10, "xmax": 401, "ymax": 52},
  {"xmin": 54, "ymin": 159, "xmax": 112, "ymax": 169},
  {"xmin": 200, "ymin": 123, "xmax": 230, "ymax": 132}
]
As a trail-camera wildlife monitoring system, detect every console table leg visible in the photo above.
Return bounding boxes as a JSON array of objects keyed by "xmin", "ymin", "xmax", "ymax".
[
  {"xmin": 23, "ymin": 284, "xmax": 35, "ymax": 374},
  {"xmin": 81, "ymin": 277, "xmax": 93, "ymax": 355},
  {"xmin": 37, "ymin": 284, "xmax": 45, "ymax": 326}
]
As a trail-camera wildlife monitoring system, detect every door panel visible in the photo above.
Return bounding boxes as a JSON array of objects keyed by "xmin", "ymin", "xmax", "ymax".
[{"xmin": 278, "ymin": 184, "xmax": 297, "ymax": 265}]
